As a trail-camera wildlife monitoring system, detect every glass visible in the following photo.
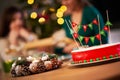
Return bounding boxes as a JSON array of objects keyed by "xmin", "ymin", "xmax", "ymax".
[{"xmin": 2, "ymin": 60, "xmax": 14, "ymax": 73}]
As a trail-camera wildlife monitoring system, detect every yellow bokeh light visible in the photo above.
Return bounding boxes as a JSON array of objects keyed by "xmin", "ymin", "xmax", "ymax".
[
  {"xmin": 27, "ymin": 0, "xmax": 34, "ymax": 5},
  {"xmin": 60, "ymin": 5, "xmax": 67, "ymax": 12},
  {"xmin": 49, "ymin": 8, "xmax": 55, "ymax": 12},
  {"xmin": 38, "ymin": 17, "xmax": 46, "ymax": 23},
  {"xmin": 56, "ymin": 11, "xmax": 63, "ymax": 18},
  {"xmin": 57, "ymin": 8, "xmax": 64, "ymax": 13},
  {"xmin": 30, "ymin": 12, "xmax": 37, "ymax": 19},
  {"xmin": 56, "ymin": 5, "xmax": 67, "ymax": 18},
  {"xmin": 57, "ymin": 18, "xmax": 64, "ymax": 25}
]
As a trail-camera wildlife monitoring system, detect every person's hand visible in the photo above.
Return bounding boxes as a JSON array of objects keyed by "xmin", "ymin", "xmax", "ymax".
[
  {"xmin": 19, "ymin": 28, "xmax": 37, "ymax": 41},
  {"xmin": 63, "ymin": 42, "xmax": 80, "ymax": 54},
  {"xmin": 19, "ymin": 28, "xmax": 30, "ymax": 39}
]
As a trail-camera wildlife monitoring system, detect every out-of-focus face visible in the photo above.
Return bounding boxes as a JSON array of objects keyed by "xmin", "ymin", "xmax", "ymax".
[
  {"xmin": 61, "ymin": 0, "xmax": 77, "ymax": 14},
  {"xmin": 10, "ymin": 12, "xmax": 23, "ymax": 30}
]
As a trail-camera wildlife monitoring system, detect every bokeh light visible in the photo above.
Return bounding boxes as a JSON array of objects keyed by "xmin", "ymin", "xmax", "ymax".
[
  {"xmin": 60, "ymin": 5, "xmax": 67, "ymax": 12},
  {"xmin": 56, "ymin": 5, "xmax": 67, "ymax": 18},
  {"xmin": 49, "ymin": 8, "xmax": 55, "ymax": 12},
  {"xmin": 56, "ymin": 11, "xmax": 63, "ymax": 18},
  {"xmin": 30, "ymin": 12, "xmax": 37, "ymax": 19},
  {"xmin": 57, "ymin": 18, "xmax": 64, "ymax": 25},
  {"xmin": 27, "ymin": 0, "xmax": 34, "ymax": 5},
  {"xmin": 38, "ymin": 17, "xmax": 46, "ymax": 23}
]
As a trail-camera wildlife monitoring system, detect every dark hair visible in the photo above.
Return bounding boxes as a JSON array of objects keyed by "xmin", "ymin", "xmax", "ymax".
[{"xmin": 0, "ymin": 6, "xmax": 26, "ymax": 38}]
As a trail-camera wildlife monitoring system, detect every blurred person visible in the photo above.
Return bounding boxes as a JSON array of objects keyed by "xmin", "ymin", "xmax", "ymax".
[
  {"xmin": 0, "ymin": 6, "xmax": 37, "ymax": 61},
  {"xmin": 24, "ymin": 0, "xmax": 108, "ymax": 54},
  {"xmin": 61, "ymin": 0, "xmax": 108, "ymax": 53}
]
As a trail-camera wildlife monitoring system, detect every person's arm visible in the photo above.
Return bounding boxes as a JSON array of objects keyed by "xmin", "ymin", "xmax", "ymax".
[
  {"xmin": 19, "ymin": 28, "xmax": 38, "ymax": 42},
  {"xmin": 24, "ymin": 37, "xmax": 54, "ymax": 50},
  {"xmin": 24, "ymin": 37, "xmax": 74, "ymax": 51},
  {"xmin": 8, "ymin": 30, "xmax": 20, "ymax": 46}
]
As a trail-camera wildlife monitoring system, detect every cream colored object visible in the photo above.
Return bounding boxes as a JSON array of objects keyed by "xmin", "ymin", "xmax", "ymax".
[
  {"xmin": 24, "ymin": 37, "xmax": 74, "ymax": 50},
  {"xmin": 24, "ymin": 29, "xmax": 74, "ymax": 50},
  {"xmin": 52, "ymin": 29, "xmax": 66, "ymax": 44},
  {"xmin": 24, "ymin": 37, "xmax": 54, "ymax": 50}
]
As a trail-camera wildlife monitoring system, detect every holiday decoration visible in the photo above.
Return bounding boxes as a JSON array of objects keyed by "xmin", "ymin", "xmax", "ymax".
[
  {"xmin": 65, "ymin": 20, "xmax": 80, "ymax": 48},
  {"xmin": 92, "ymin": 19, "xmax": 98, "ymax": 25},
  {"xmin": 78, "ymin": 36, "xmax": 84, "ymax": 42},
  {"xmin": 72, "ymin": 22, "xmax": 77, "ymax": 28},
  {"xmin": 56, "ymin": 11, "xmax": 63, "ymax": 18},
  {"xmin": 60, "ymin": 5, "xmax": 67, "ymax": 12},
  {"xmin": 88, "ymin": 23, "xmax": 93, "ymax": 30},
  {"xmin": 95, "ymin": 34, "xmax": 101, "ymax": 40},
  {"xmin": 44, "ymin": 61, "xmax": 52, "ymax": 70},
  {"xmin": 65, "ymin": 16, "xmax": 108, "ymax": 46},
  {"xmin": 83, "ymin": 25, "xmax": 88, "ymax": 32},
  {"xmin": 105, "ymin": 21, "xmax": 112, "ymax": 26},
  {"xmin": 90, "ymin": 37, "xmax": 95, "ymax": 44},
  {"xmin": 70, "ymin": 29, "xmax": 74, "ymax": 34},
  {"xmin": 17, "ymin": 0, "xmax": 61, "ymax": 38},
  {"xmin": 84, "ymin": 37, "xmax": 90, "ymax": 44},
  {"xmin": 11, "ymin": 53, "xmax": 63, "ymax": 77},
  {"xmin": 73, "ymin": 33, "xmax": 79, "ymax": 38},
  {"xmin": 78, "ymin": 25, "xmax": 82, "ymax": 30},
  {"xmin": 71, "ymin": 43, "xmax": 120, "ymax": 64},
  {"xmin": 57, "ymin": 18, "xmax": 64, "ymax": 25},
  {"xmin": 104, "ymin": 26, "xmax": 109, "ymax": 31},
  {"xmin": 56, "ymin": 5, "xmax": 67, "ymax": 25},
  {"xmin": 27, "ymin": 0, "xmax": 34, "ymax": 5},
  {"xmin": 36, "ymin": 60, "xmax": 46, "ymax": 73},
  {"xmin": 64, "ymin": 11, "xmax": 120, "ymax": 66},
  {"xmin": 56, "ymin": 5, "xmax": 67, "ymax": 14},
  {"xmin": 65, "ymin": 17, "xmax": 110, "ymax": 46},
  {"xmin": 30, "ymin": 12, "xmax": 37, "ymax": 19},
  {"xmin": 49, "ymin": 8, "xmax": 55, "ymax": 12},
  {"xmin": 38, "ymin": 17, "xmax": 46, "ymax": 23},
  {"xmin": 100, "ymin": 30, "xmax": 106, "ymax": 36}
]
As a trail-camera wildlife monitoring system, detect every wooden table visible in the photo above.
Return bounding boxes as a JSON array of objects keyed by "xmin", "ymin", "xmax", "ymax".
[{"xmin": 4, "ymin": 60, "xmax": 120, "ymax": 80}]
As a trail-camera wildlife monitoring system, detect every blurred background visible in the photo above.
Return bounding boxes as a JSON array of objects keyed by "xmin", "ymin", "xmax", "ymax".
[
  {"xmin": 0, "ymin": 0, "xmax": 120, "ymax": 42},
  {"xmin": 0, "ymin": 0, "xmax": 120, "ymax": 79}
]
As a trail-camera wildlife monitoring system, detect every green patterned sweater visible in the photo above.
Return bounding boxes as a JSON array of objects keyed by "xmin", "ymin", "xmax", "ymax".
[{"xmin": 62, "ymin": 6, "xmax": 108, "ymax": 46}]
